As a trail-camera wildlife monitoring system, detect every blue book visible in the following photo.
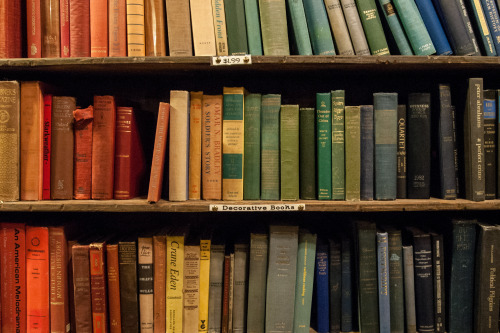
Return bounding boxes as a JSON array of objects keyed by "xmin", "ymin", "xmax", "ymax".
[
  {"xmin": 466, "ymin": 0, "xmax": 497, "ymax": 55},
  {"xmin": 287, "ymin": 0, "xmax": 314, "ymax": 54},
  {"xmin": 438, "ymin": 84, "xmax": 457, "ymax": 199},
  {"xmin": 360, "ymin": 105, "xmax": 374, "ymax": 201},
  {"xmin": 481, "ymin": 0, "xmax": 500, "ymax": 54},
  {"xmin": 302, "ymin": 0, "xmax": 336, "ymax": 54},
  {"xmin": 377, "ymin": 232, "xmax": 390, "ymax": 333},
  {"xmin": 315, "ymin": 238, "xmax": 330, "ymax": 333},
  {"xmin": 378, "ymin": 0, "xmax": 413, "ymax": 54},
  {"xmin": 341, "ymin": 238, "xmax": 353, "ymax": 332},
  {"xmin": 414, "ymin": 0, "xmax": 453, "ymax": 54}
]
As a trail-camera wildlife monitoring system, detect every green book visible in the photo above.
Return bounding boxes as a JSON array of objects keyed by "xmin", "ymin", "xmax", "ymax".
[
  {"xmin": 299, "ymin": 107, "xmax": 316, "ymax": 199},
  {"xmin": 355, "ymin": 0, "xmax": 390, "ymax": 55},
  {"xmin": 259, "ymin": 0, "xmax": 290, "ymax": 55},
  {"xmin": 280, "ymin": 105, "xmax": 299, "ymax": 200},
  {"xmin": 332, "ymin": 90, "xmax": 345, "ymax": 200},
  {"xmin": 247, "ymin": 234, "xmax": 268, "ymax": 333},
  {"xmin": 244, "ymin": 0, "xmax": 264, "ymax": 54},
  {"xmin": 292, "ymin": 231, "xmax": 317, "ymax": 333},
  {"xmin": 345, "ymin": 106, "xmax": 361, "ymax": 201},
  {"xmin": 261, "ymin": 94, "xmax": 281, "ymax": 200},
  {"xmin": 317, "ymin": 93, "xmax": 332, "ymax": 200},
  {"xmin": 286, "ymin": 0, "xmax": 313, "ymax": 55},
  {"xmin": 244, "ymin": 94, "xmax": 262, "ymax": 200},
  {"xmin": 225, "ymin": 0, "xmax": 249, "ymax": 54}
]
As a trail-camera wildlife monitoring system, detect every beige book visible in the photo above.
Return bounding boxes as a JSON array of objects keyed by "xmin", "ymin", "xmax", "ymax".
[
  {"xmin": 211, "ymin": 0, "xmax": 229, "ymax": 55},
  {"xmin": 190, "ymin": 0, "xmax": 217, "ymax": 55},
  {"xmin": 183, "ymin": 245, "xmax": 200, "ymax": 333},
  {"xmin": 165, "ymin": 0, "xmax": 193, "ymax": 56},
  {"xmin": 126, "ymin": 0, "xmax": 146, "ymax": 56},
  {"xmin": 138, "ymin": 237, "xmax": 154, "ymax": 332},
  {"xmin": 189, "ymin": 92, "xmax": 203, "ymax": 200},
  {"xmin": 169, "ymin": 90, "xmax": 190, "ymax": 201}
]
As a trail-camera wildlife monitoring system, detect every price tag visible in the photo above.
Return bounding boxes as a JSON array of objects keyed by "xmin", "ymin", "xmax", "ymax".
[
  {"xmin": 211, "ymin": 55, "xmax": 252, "ymax": 66},
  {"xmin": 209, "ymin": 204, "xmax": 305, "ymax": 212}
]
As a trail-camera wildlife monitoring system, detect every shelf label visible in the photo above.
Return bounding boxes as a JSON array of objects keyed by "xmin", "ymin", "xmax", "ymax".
[
  {"xmin": 211, "ymin": 55, "xmax": 252, "ymax": 66},
  {"xmin": 209, "ymin": 204, "xmax": 305, "ymax": 212}
]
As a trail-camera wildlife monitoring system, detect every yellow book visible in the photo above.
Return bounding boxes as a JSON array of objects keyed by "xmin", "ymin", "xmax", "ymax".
[
  {"xmin": 222, "ymin": 87, "xmax": 245, "ymax": 200},
  {"xmin": 189, "ymin": 92, "xmax": 203, "ymax": 200},
  {"xmin": 167, "ymin": 235, "xmax": 185, "ymax": 333},
  {"xmin": 183, "ymin": 245, "xmax": 200, "ymax": 333},
  {"xmin": 199, "ymin": 240, "xmax": 211, "ymax": 333},
  {"xmin": 126, "ymin": 0, "xmax": 146, "ymax": 56}
]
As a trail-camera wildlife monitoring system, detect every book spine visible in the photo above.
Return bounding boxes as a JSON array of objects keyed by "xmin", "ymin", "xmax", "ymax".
[
  {"xmin": 147, "ymin": 102, "xmax": 170, "ymax": 202},
  {"xmin": 189, "ymin": 92, "xmax": 203, "ymax": 200},
  {"xmin": 49, "ymin": 227, "xmax": 69, "ymax": 333},
  {"xmin": 439, "ymin": 84, "xmax": 458, "ymax": 199},
  {"xmin": 280, "ymin": 105, "xmax": 300, "ymax": 200},
  {"xmin": 286, "ymin": 0, "xmax": 313, "ymax": 55},
  {"xmin": 243, "ymin": 93, "xmax": 262, "ymax": 200},
  {"xmin": 388, "ymin": 229, "xmax": 404, "ymax": 333},
  {"xmin": 328, "ymin": 238, "xmax": 341, "ymax": 332},
  {"xmin": 299, "ymin": 107, "xmax": 317, "ymax": 199},
  {"xmin": 60, "ymin": 0, "xmax": 69, "ymax": 56},
  {"xmin": 407, "ymin": 93, "xmax": 431, "ymax": 199},
  {"xmin": 69, "ymin": 0, "xmax": 90, "ymax": 57},
  {"xmin": 482, "ymin": 0, "xmax": 500, "ymax": 54},
  {"xmin": 355, "ymin": 0, "xmax": 390, "ymax": 54},
  {"xmin": 403, "ymin": 246, "xmax": 417, "ymax": 333},
  {"xmin": 360, "ymin": 105, "xmax": 374, "ymax": 200},
  {"xmin": 90, "ymin": 243, "xmax": 108, "ymax": 333},
  {"xmin": 315, "ymin": 239, "xmax": 330, "ymax": 333},
  {"xmin": 109, "ymin": 0, "xmax": 127, "ymax": 56},
  {"xmin": 107, "ymin": 244, "xmax": 122, "ymax": 333},
  {"xmin": 332, "ymin": 91, "xmax": 345, "ymax": 200},
  {"xmin": 169, "ymin": 90, "xmax": 190, "ymax": 201},
  {"xmin": 483, "ymin": 90, "xmax": 496, "ymax": 199},
  {"xmin": 467, "ymin": 0, "xmax": 497, "ymax": 55},
  {"xmin": 145, "ymin": 0, "xmax": 167, "ymax": 56},
  {"xmin": 451, "ymin": 105, "xmax": 460, "ymax": 196},
  {"xmin": 42, "ymin": 94, "xmax": 51, "ymax": 199},
  {"xmin": 345, "ymin": 106, "xmax": 361, "ymax": 201},
  {"xmin": 377, "ymin": 0, "xmax": 414, "ymax": 54},
  {"xmin": 260, "ymin": 94, "xmax": 281, "ymax": 200},
  {"xmin": 233, "ymin": 244, "xmax": 249, "ymax": 333},
  {"xmin": 377, "ymin": 232, "xmax": 390, "ymax": 333},
  {"xmin": 73, "ymin": 106, "xmax": 93, "ymax": 199},
  {"xmin": 224, "ymin": 0, "xmax": 249, "ymax": 54},
  {"xmin": 138, "ymin": 238, "xmax": 154, "ymax": 333},
  {"xmin": 431, "ymin": 234, "xmax": 445, "ymax": 332},
  {"xmin": 165, "ymin": 0, "xmax": 193, "ymax": 55},
  {"xmin": 153, "ymin": 236, "xmax": 166, "ymax": 333},
  {"xmin": 0, "ymin": 3, "xmax": 22, "ymax": 58},
  {"xmin": 374, "ymin": 93, "xmax": 398, "ymax": 200},
  {"xmin": 397, "ymin": 105, "xmax": 407, "ymax": 198},
  {"xmin": 27, "ymin": 0, "xmax": 42, "ymax": 57},
  {"xmin": 341, "ymin": 238, "xmax": 353, "ymax": 332},
  {"xmin": 68, "ymin": 241, "xmax": 77, "ymax": 331},
  {"xmin": 244, "ymin": 0, "xmax": 264, "ymax": 54},
  {"xmin": 324, "ymin": 0, "xmax": 355, "ymax": 55},
  {"xmin": 259, "ymin": 0, "xmax": 290, "ymax": 55},
  {"xmin": 183, "ymin": 246, "xmax": 200, "ymax": 333},
  {"xmin": 498, "ymin": 90, "xmax": 500, "ymax": 198},
  {"xmin": 303, "ymin": 0, "xmax": 337, "ymax": 54},
  {"xmin": 166, "ymin": 236, "xmax": 185, "ymax": 333},
  {"xmin": 199, "ymin": 240, "xmax": 211, "ymax": 333},
  {"xmin": 208, "ymin": 244, "xmax": 225, "ymax": 333},
  {"xmin": 413, "ymin": 232, "xmax": 435, "ymax": 332},
  {"xmin": 72, "ymin": 245, "xmax": 92, "ymax": 333},
  {"xmin": 247, "ymin": 234, "xmax": 268, "ymax": 333},
  {"xmin": 126, "ymin": 0, "xmax": 146, "ymax": 56},
  {"xmin": 41, "ymin": 0, "xmax": 61, "ymax": 57},
  {"xmin": 119, "ymin": 241, "xmax": 139, "ymax": 333},
  {"xmin": 222, "ymin": 255, "xmax": 230, "ymax": 333},
  {"xmin": 211, "ymin": 0, "xmax": 229, "ymax": 56},
  {"xmin": 228, "ymin": 254, "xmax": 235, "ymax": 333},
  {"xmin": 340, "ymin": 0, "xmax": 371, "ymax": 54},
  {"xmin": 317, "ymin": 92, "xmax": 332, "ymax": 199},
  {"xmin": 90, "ymin": 0, "xmax": 108, "ymax": 56},
  {"xmin": 201, "ymin": 95, "xmax": 223, "ymax": 200},
  {"xmin": 414, "ymin": 0, "xmax": 453, "ymax": 54},
  {"xmin": 190, "ymin": 0, "xmax": 217, "ymax": 56}
]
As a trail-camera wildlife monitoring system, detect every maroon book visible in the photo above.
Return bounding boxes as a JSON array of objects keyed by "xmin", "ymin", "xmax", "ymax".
[{"xmin": 43, "ymin": 95, "xmax": 52, "ymax": 200}]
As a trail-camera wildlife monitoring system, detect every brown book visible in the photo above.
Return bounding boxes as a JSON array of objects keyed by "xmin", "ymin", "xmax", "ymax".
[
  {"xmin": 153, "ymin": 235, "xmax": 166, "ymax": 333},
  {"xmin": 109, "ymin": 0, "xmax": 127, "ymax": 56},
  {"xmin": 92, "ymin": 95, "xmax": 116, "ymax": 200},
  {"xmin": 189, "ymin": 91, "xmax": 203, "ymax": 200},
  {"xmin": 0, "ymin": 1, "xmax": 22, "ymax": 58},
  {"xmin": 51, "ymin": 96, "xmax": 76, "ymax": 199},
  {"xmin": 69, "ymin": 0, "xmax": 90, "ymax": 57},
  {"xmin": 0, "ymin": 81, "xmax": 20, "ymax": 201},
  {"xmin": 145, "ymin": 0, "xmax": 166, "ymax": 56},
  {"xmin": 90, "ymin": 0, "xmax": 108, "ymax": 57},
  {"xmin": 165, "ymin": 0, "xmax": 193, "ymax": 55},
  {"xmin": 201, "ymin": 95, "xmax": 222, "ymax": 200},
  {"xmin": 90, "ymin": 241, "xmax": 109, "ymax": 333},
  {"xmin": 72, "ymin": 244, "xmax": 93, "ymax": 333},
  {"xmin": 42, "ymin": 94, "xmax": 52, "ymax": 200},
  {"xmin": 114, "ymin": 107, "xmax": 146, "ymax": 199},
  {"xmin": 41, "ymin": 0, "xmax": 61, "ymax": 57},
  {"xmin": 49, "ymin": 226, "xmax": 70, "ymax": 333},
  {"xmin": 60, "ymin": 0, "xmax": 70, "ymax": 57},
  {"xmin": 147, "ymin": 102, "xmax": 170, "ymax": 202},
  {"xmin": 119, "ymin": 241, "xmax": 139, "ymax": 333},
  {"xmin": 107, "ymin": 243, "xmax": 122, "ymax": 333},
  {"xmin": 73, "ymin": 106, "xmax": 94, "ymax": 199},
  {"xmin": 20, "ymin": 81, "xmax": 44, "ymax": 201},
  {"xmin": 67, "ymin": 240, "xmax": 77, "ymax": 333},
  {"xmin": 27, "ymin": 0, "xmax": 42, "ymax": 58}
]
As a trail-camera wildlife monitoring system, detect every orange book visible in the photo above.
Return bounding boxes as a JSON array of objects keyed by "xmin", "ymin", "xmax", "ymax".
[
  {"xmin": 60, "ymin": 0, "xmax": 70, "ymax": 57},
  {"xmin": 0, "ymin": 1, "xmax": 22, "ymax": 58},
  {"xmin": 69, "ymin": 0, "xmax": 90, "ymax": 57},
  {"xmin": 147, "ymin": 102, "xmax": 170, "ymax": 202},
  {"xmin": 107, "ymin": 243, "xmax": 122, "ymax": 333},
  {"xmin": 90, "ymin": 242, "xmax": 108, "ymax": 333},
  {"xmin": 41, "ymin": 0, "xmax": 61, "ymax": 57},
  {"xmin": 49, "ymin": 227, "xmax": 70, "ymax": 333},
  {"xmin": 27, "ymin": 0, "xmax": 42, "ymax": 58},
  {"xmin": 145, "ymin": 0, "xmax": 166, "ymax": 56},
  {"xmin": 109, "ymin": 0, "xmax": 127, "ymax": 56},
  {"xmin": 26, "ymin": 226, "xmax": 50, "ymax": 333},
  {"xmin": 73, "ymin": 106, "xmax": 94, "ymax": 199},
  {"xmin": 92, "ymin": 96, "xmax": 116, "ymax": 199},
  {"xmin": 90, "ymin": 0, "xmax": 108, "ymax": 57}
]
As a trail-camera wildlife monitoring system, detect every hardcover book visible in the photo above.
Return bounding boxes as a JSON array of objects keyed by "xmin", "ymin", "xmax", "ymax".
[
  {"xmin": 73, "ymin": 106, "xmax": 93, "ymax": 199},
  {"xmin": 332, "ymin": 90, "xmax": 345, "ymax": 200},
  {"xmin": 259, "ymin": 0, "xmax": 290, "ymax": 54},
  {"xmin": 199, "ymin": 240, "xmax": 211, "ymax": 333},
  {"xmin": 189, "ymin": 92, "xmax": 203, "ymax": 200},
  {"xmin": 165, "ymin": 0, "xmax": 193, "ymax": 55},
  {"xmin": 183, "ymin": 245, "xmax": 200, "ymax": 333},
  {"xmin": 483, "ymin": 89, "xmax": 496, "ymax": 199},
  {"xmin": 153, "ymin": 236, "xmax": 166, "ymax": 333},
  {"xmin": 439, "ymin": 84, "xmax": 458, "ymax": 199},
  {"xmin": 69, "ymin": 0, "xmax": 90, "ymax": 57},
  {"xmin": 329, "ymin": 238, "xmax": 342, "ymax": 332},
  {"xmin": 341, "ymin": 237, "xmax": 354, "ymax": 332},
  {"xmin": 247, "ymin": 234, "xmax": 268, "ymax": 333},
  {"xmin": 41, "ymin": 0, "xmax": 61, "ymax": 57},
  {"xmin": 244, "ymin": 0, "xmax": 264, "ymax": 54},
  {"xmin": 109, "ymin": 0, "xmax": 127, "ymax": 56},
  {"xmin": 224, "ymin": 0, "xmax": 249, "ymax": 54},
  {"xmin": 0, "ymin": 2, "xmax": 22, "ymax": 58},
  {"xmin": 147, "ymin": 102, "xmax": 170, "ymax": 202},
  {"xmin": 315, "ymin": 238, "xmax": 330, "ymax": 333},
  {"xmin": 377, "ymin": 0, "xmax": 413, "ymax": 54},
  {"xmin": 166, "ymin": 235, "xmax": 185, "ymax": 333},
  {"xmin": 355, "ymin": 0, "xmax": 390, "ymax": 54},
  {"xmin": 208, "ymin": 244, "xmax": 225, "ymax": 333},
  {"xmin": 202, "ymin": 95, "xmax": 223, "ymax": 200},
  {"xmin": 403, "ymin": 245, "xmax": 417, "ymax": 333},
  {"xmin": 397, "ymin": 105, "xmax": 407, "ymax": 199},
  {"xmin": 145, "ymin": 0, "xmax": 166, "ymax": 56},
  {"xmin": 324, "ymin": 0, "xmax": 355, "ymax": 55},
  {"xmin": 90, "ymin": 241, "xmax": 109, "ymax": 333},
  {"xmin": 233, "ymin": 244, "xmax": 249, "ymax": 333},
  {"xmin": 414, "ymin": 0, "xmax": 453, "ymax": 54},
  {"xmin": 303, "ymin": 0, "xmax": 337, "ymax": 55},
  {"xmin": 126, "ymin": 0, "xmax": 146, "ymax": 56},
  {"xmin": 107, "ymin": 243, "xmax": 122, "ymax": 333},
  {"xmin": 119, "ymin": 241, "xmax": 139, "ymax": 333},
  {"xmin": 345, "ymin": 106, "xmax": 361, "ymax": 201},
  {"xmin": 299, "ymin": 107, "xmax": 317, "ymax": 199},
  {"xmin": 260, "ymin": 94, "xmax": 281, "ymax": 200},
  {"xmin": 138, "ymin": 237, "xmax": 154, "ymax": 332},
  {"xmin": 211, "ymin": 0, "xmax": 229, "ymax": 55},
  {"xmin": 244, "ymin": 94, "xmax": 262, "ymax": 200},
  {"xmin": 431, "ymin": 233, "xmax": 445, "ymax": 332},
  {"xmin": 190, "ymin": 0, "xmax": 217, "ymax": 55},
  {"xmin": 280, "ymin": 105, "xmax": 300, "ymax": 200},
  {"xmin": 387, "ymin": 228, "xmax": 404, "ymax": 333},
  {"xmin": 42, "ymin": 92, "xmax": 51, "ymax": 199},
  {"xmin": 90, "ymin": 0, "xmax": 108, "ymax": 56},
  {"xmin": 360, "ymin": 105, "xmax": 374, "ymax": 201},
  {"xmin": 287, "ymin": 0, "xmax": 313, "ymax": 55},
  {"xmin": 466, "ymin": 0, "xmax": 497, "ymax": 55},
  {"xmin": 27, "ymin": 0, "xmax": 42, "ymax": 58},
  {"xmin": 377, "ymin": 232, "xmax": 390, "ymax": 333},
  {"xmin": 49, "ymin": 227, "xmax": 69, "ymax": 333},
  {"xmin": 72, "ymin": 244, "xmax": 92, "ymax": 333},
  {"xmin": 317, "ymin": 93, "xmax": 332, "ymax": 199},
  {"xmin": 340, "ymin": 0, "xmax": 371, "ymax": 54}
]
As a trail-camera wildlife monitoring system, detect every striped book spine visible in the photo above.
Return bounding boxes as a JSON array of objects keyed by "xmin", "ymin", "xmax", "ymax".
[{"xmin": 126, "ymin": 0, "xmax": 145, "ymax": 56}]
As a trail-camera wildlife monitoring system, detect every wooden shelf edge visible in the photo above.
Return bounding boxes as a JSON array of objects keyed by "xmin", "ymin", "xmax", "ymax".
[{"xmin": 0, "ymin": 198, "xmax": 499, "ymax": 213}]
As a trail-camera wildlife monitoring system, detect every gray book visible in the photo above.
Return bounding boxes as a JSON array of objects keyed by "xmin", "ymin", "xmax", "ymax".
[
  {"xmin": 247, "ymin": 234, "xmax": 269, "ymax": 333},
  {"xmin": 265, "ymin": 226, "xmax": 299, "ymax": 333},
  {"xmin": 233, "ymin": 244, "xmax": 249, "ymax": 333},
  {"xmin": 208, "ymin": 244, "xmax": 226, "ymax": 333},
  {"xmin": 403, "ymin": 245, "xmax": 417, "ymax": 333}
]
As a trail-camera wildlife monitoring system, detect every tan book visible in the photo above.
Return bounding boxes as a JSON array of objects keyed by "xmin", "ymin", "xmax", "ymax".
[
  {"xmin": 138, "ymin": 237, "xmax": 154, "ymax": 333},
  {"xmin": 211, "ymin": 0, "xmax": 229, "ymax": 55},
  {"xmin": 201, "ymin": 95, "xmax": 222, "ymax": 200},
  {"xmin": 41, "ymin": 0, "xmax": 61, "ymax": 57},
  {"xmin": 153, "ymin": 236, "xmax": 166, "ymax": 333},
  {"xmin": 20, "ymin": 81, "xmax": 44, "ymax": 201},
  {"xmin": 189, "ymin": 92, "xmax": 203, "ymax": 200},
  {"xmin": 183, "ymin": 245, "xmax": 200, "ymax": 333},
  {"xmin": 165, "ymin": 0, "xmax": 193, "ymax": 55},
  {"xmin": 169, "ymin": 90, "xmax": 190, "ymax": 201},
  {"xmin": 145, "ymin": 0, "xmax": 166, "ymax": 56},
  {"xmin": 190, "ymin": 0, "xmax": 217, "ymax": 55},
  {"xmin": 126, "ymin": 0, "xmax": 146, "ymax": 56}
]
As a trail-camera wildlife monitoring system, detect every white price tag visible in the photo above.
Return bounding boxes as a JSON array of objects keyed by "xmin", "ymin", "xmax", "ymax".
[
  {"xmin": 209, "ymin": 204, "xmax": 305, "ymax": 212},
  {"xmin": 211, "ymin": 55, "xmax": 252, "ymax": 66}
]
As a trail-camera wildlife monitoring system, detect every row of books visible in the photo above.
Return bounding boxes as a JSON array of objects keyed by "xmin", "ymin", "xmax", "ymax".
[
  {"xmin": 2, "ymin": 0, "xmax": 500, "ymax": 59},
  {"xmin": 1, "ymin": 219, "xmax": 497, "ymax": 333}
]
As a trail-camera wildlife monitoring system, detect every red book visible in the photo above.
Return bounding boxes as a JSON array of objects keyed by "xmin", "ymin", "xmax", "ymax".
[
  {"xmin": 90, "ymin": 242, "xmax": 108, "ymax": 333},
  {"xmin": 114, "ymin": 107, "xmax": 146, "ymax": 199},
  {"xmin": 26, "ymin": 226, "xmax": 49, "ymax": 333},
  {"xmin": 0, "ymin": 1, "xmax": 22, "ymax": 58},
  {"xmin": 42, "ymin": 94, "xmax": 52, "ymax": 200},
  {"xmin": 69, "ymin": 0, "xmax": 90, "ymax": 57},
  {"xmin": 147, "ymin": 102, "xmax": 170, "ymax": 202},
  {"xmin": 1, "ymin": 223, "xmax": 26, "ymax": 333},
  {"xmin": 108, "ymin": 0, "xmax": 127, "ymax": 56},
  {"xmin": 27, "ymin": 0, "xmax": 42, "ymax": 58},
  {"xmin": 107, "ymin": 243, "xmax": 122, "ymax": 333},
  {"xmin": 92, "ymin": 96, "xmax": 116, "ymax": 200},
  {"xmin": 90, "ymin": 0, "xmax": 108, "ymax": 57},
  {"xmin": 73, "ymin": 106, "xmax": 94, "ymax": 199},
  {"xmin": 60, "ymin": 0, "xmax": 70, "ymax": 57},
  {"xmin": 49, "ymin": 227, "xmax": 70, "ymax": 333}
]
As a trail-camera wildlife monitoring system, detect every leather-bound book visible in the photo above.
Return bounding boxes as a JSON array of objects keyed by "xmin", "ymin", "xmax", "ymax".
[
  {"xmin": 92, "ymin": 95, "xmax": 116, "ymax": 200},
  {"xmin": 90, "ymin": 0, "xmax": 108, "ymax": 57},
  {"xmin": 73, "ymin": 106, "xmax": 94, "ymax": 199},
  {"xmin": 41, "ymin": 0, "xmax": 61, "ymax": 57},
  {"xmin": 42, "ymin": 94, "xmax": 52, "ymax": 200},
  {"xmin": 49, "ymin": 226, "xmax": 69, "ymax": 333},
  {"xmin": 0, "ymin": 1, "xmax": 22, "ymax": 58},
  {"xmin": 51, "ymin": 96, "xmax": 76, "ymax": 199},
  {"xmin": 69, "ymin": 0, "xmax": 90, "ymax": 57},
  {"xmin": 27, "ymin": 0, "xmax": 42, "ymax": 58},
  {"xmin": 145, "ymin": 0, "xmax": 166, "ymax": 56},
  {"xmin": 60, "ymin": 0, "xmax": 70, "ymax": 57},
  {"xmin": 147, "ymin": 102, "xmax": 170, "ymax": 202},
  {"xmin": 114, "ymin": 107, "xmax": 146, "ymax": 199},
  {"xmin": 109, "ymin": 0, "xmax": 127, "ymax": 56},
  {"xmin": 107, "ymin": 243, "xmax": 122, "ymax": 333}
]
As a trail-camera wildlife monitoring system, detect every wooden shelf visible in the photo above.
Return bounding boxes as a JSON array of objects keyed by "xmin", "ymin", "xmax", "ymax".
[{"xmin": 1, "ymin": 198, "xmax": 500, "ymax": 212}]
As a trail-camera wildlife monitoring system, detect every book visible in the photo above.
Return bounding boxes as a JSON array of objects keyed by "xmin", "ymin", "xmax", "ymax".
[
  {"xmin": 211, "ymin": 0, "xmax": 229, "ymax": 56},
  {"xmin": 165, "ymin": 0, "xmax": 193, "ymax": 55},
  {"xmin": 317, "ymin": 92, "xmax": 332, "ymax": 200},
  {"xmin": 387, "ymin": 228, "xmax": 404, "ymax": 333},
  {"xmin": 41, "ymin": 0, "xmax": 61, "ymax": 57},
  {"xmin": 169, "ymin": 90, "xmax": 190, "ymax": 201},
  {"xmin": 225, "ymin": 0, "xmax": 249, "ymax": 54},
  {"xmin": 153, "ymin": 236, "xmax": 166, "ymax": 333},
  {"xmin": 374, "ymin": 93, "xmax": 398, "ymax": 200},
  {"xmin": 259, "ymin": 0, "xmax": 290, "ymax": 55},
  {"xmin": 498, "ymin": 90, "xmax": 500, "ymax": 198},
  {"xmin": 341, "ymin": 237, "xmax": 354, "ymax": 332},
  {"xmin": 332, "ymin": 90, "xmax": 345, "ymax": 200},
  {"xmin": 208, "ymin": 244, "xmax": 225, "ymax": 333},
  {"xmin": 199, "ymin": 239, "xmax": 211, "ymax": 333},
  {"xmin": 340, "ymin": 0, "xmax": 371, "ymax": 55},
  {"xmin": 109, "ymin": 0, "xmax": 127, "ymax": 56},
  {"xmin": 114, "ymin": 107, "xmax": 146, "ymax": 199},
  {"xmin": 126, "ymin": 0, "xmax": 146, "ymax": 56},
  {"xmin": 27, "ymin": 0, "xmax": 42, "ymax": 58},
  {"xmin": 90, "ymin": 241, "xmax": 108, "ymax": 333},
  {"xmin": 119, "ymin": 241, "xmax": 139, "ymax": 333},
  {"xmin": 66, "ymin": 240, "xmax": 77, "ymax": 330},
  {"xmin": 90, "ymin": 0, "xmax": 108, "ymax": 56},
  {"xmin": 69, "ymin": 0, "xmax": 90, "ymax": 57},
  {"xmin": 92, "ymin": 95, "xmax": 116, "ymax": 200},
  {"xmin": 438, "ymin": 84, "xmax": 458, "ymax": 199},
  {"xmin": 431, "ymin": 233, "xmax": 445, "ymax": 332},
  {"xmin": 414, "ymin": 0, "xmax": 453, "ymax": 54},
  {"xmin": 233, "ymin": 244, "xmax": 249, "ymax": 333},
  {"xmin": 377, "ymin": 231, "xmax": 390, "ymax": 333},
  {"xmin": 247, "ymin": 234, "xmax": 268, "ymax": 333},
  {"xmin": 324, "ymin": 0, "xmax": 355, "ymax": 55},
  {"xmin": 202, "ymin": 95, "xmax": 223, "ymax": 200},
  {"xmin": 243, "ymin": 93, "xmax": 262, "ymax": 200},
  {"xmin": 303, "ymin": 0, "xmax": 337, "ymax": 55},
  {"xmin": 481, "ymin": 0, "xmax": 500, "ymax": 55},
  {"xmin": 166, "ymin": 234, "xmax": 185, "ymax": 333},
  {"xmin": 190, "ymin": 0, "xmax": 217, "ymax": 55},
  {"xmin": 183, "ymin": 245, "xmax": 200, "ymax": 333},
  {"xmin": 286, "ymin": 0, "xmax": 313, "ymax": 55},
  {"xmin": 403, "ymin": 245, "xmax": 417, "ymax": 333},
  {"xmin": 377, "ymin": 0, "xmax": 413, "ymax": 55},
  {"xmin": 260, "ymin": 94, "xmax": 281, "ymax": 200},
  {"xmin": 299, "ymin": 107, "xmax": 317, "ymax": 199},
  {"xmin": 72, "ymin": 244, "xmax": 92, "ymax": 333},
  {"xmin": 345, "ymin": 106, "xmax": 361, "ymax": 201},
  {"xmin": 222, "ymin": 254, "xmax": 231, "ymax": 333},
  {"xmin": 244, "ymin": 0, "xmax": 264, "ymax": 54},
  {"xmin": 407, "ymin": 93, "xmax": 431, "ymax": 199},
  {"xmin": 315, "ymin": 238, "xmax": 330, "ymax": 333},
  {"xmin": 466, "ymin": 0, "xmax": 497, "ymax": 56},
  {"xmin": 138, "ymin": 237, "xmax": 154, "ymax": 332},
  {"xmin": 280, "ymin": 105, "xmax": 299, "ymax": 200},
  {"xmin": 0, "ymin": 1, "xmax": 22, "ymax": 58},
  {"xmin": 355, "ymin": 0, "xmax": 390, "ymax": 54},
  {"xmin": 483, "ymin": 89, "xmax": 496, "ymax": 199},
  {"xmin": 328, "ymin": 238, "xmax": 341, "ymax": 332},
  {"xmin": 42, "ymin": 94, "xmax": 51, "ymax": 199},
  {"xmin": 145, "ymin": 0, "xmax": 167, "ymax": 56},
  {"xmin": 49, "ymin": 227, "xmax": 69, "ymax": 333},
  {"xmin": 451, "ymin": 105, "xmax": 460, "ymax": 197},
  {"xmin": 360, "ymin": 105, "xmax": 374, "ymax": 201},
  {"xmin": 107, "ymin": 243, "xmax": 122, "ymax": 333},
  {"xmin": 147, "ymin": 102, "xmax": 170, "ymax": 202},
  {"xmin": 189, "ymin": 92, "xmax": 203, "ymax": 200}
]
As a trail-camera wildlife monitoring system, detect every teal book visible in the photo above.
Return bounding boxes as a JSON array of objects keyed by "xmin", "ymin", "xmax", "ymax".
[
  {"xmin": 280, "ymin": 105, "xmax": 300, "ymax": 200},
  {"xmin": 377, "ymin": 0, "xmax": 413, "ymax": 54},
  {"xmin": 303, "ymin": 0, "xmax": 336, "ymax": 54},
  {"xmin": 299, "ymin": 107, "xmax": 317, "ymax": 199},
  {"xmin": 286, "ymin": 0, "xmax": 314, "ymax": 54},
  {"xmin": 392, "ymin": 0, "xmax": 436, "ymax": 55},
  {"xmin": 247, "ymin": 234, "xmax": 268, "ymax": 333},
  {"xmin": 374, "ymin": 93, "xmax": 398, "ymax": 200},
  {"xmin": 354, "ymin": 0, "xmax": 390, "ymax": 54},
  {"xmin": 292, "ymin": 231, "xmax": 317, "ymax": 333},
  {"xmin": 260, "ymin": 94, "xmax": 281, "ymax": 200},
  {"xmin": 244, "ymin": 0, "xmax": 264, "ymax": 54},
  {"xmin": 332, "ymin": 90, "xmax": 345, "ymax": 200},
  {"xmin": 244, "ymin": 94, "xmax": 262, "ymax": 200},
  {"xmin": 345, "ymin": 106, "xmax": 361, "ymax": 201},
  {"xmin": 317, "ymin": 92, "xmax": 332, "ymax": 200},
  {"xmin": 225, "ymin": 0, "xmax": 249, "ymax": 54}
]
